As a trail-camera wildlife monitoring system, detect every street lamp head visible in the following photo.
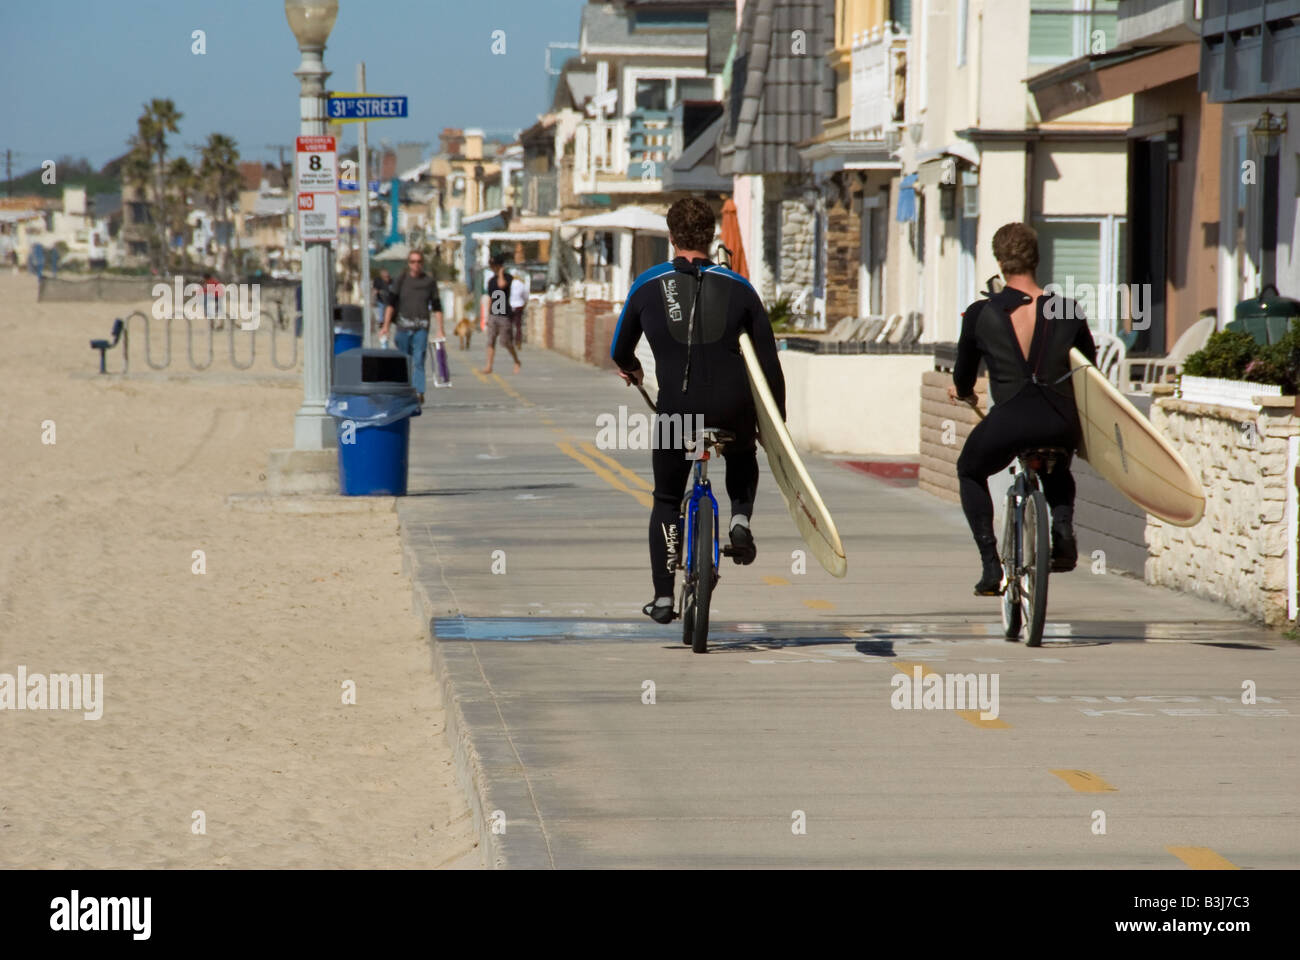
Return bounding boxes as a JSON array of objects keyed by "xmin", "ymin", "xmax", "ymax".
[
  {"xmin": 284, "ymin": 0, "xmax": 338, "ymax": 51},
  {"xmin": 1251, "ymin": 109, "xmax": 1287, "ymax": 160}
]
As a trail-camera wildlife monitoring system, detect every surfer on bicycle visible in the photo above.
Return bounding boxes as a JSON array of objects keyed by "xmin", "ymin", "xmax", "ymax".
[
  {"xmin": 947, "ymin": 222, "xmax": 1097, "ymax": 596},
  {"xmin": 610, "ymin": 197, "xmax": 786, "ymax": 624}
]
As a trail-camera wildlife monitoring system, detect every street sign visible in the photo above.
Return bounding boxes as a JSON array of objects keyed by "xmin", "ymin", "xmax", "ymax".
[
  {"xmin": 339, "ymin": 157, "xmax": 359, "ymax": 191},
  {"xmin": 295, "ymin": 135, "xmax": 337, "ymax": 242},
  {"xmin": 327, "ymin": 94, "xmax": 408, "ymax": 123}
]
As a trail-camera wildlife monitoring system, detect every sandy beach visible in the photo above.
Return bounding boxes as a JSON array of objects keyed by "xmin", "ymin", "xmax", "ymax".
[{"xmin": 0, "ymin": 273, "xmax": 476, "ymax": 868}]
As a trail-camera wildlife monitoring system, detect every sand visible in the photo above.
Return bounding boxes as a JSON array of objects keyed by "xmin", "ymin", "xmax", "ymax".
[{"xmin": 0, "ymin": 273, "xmax": 477, "ymax": 868}]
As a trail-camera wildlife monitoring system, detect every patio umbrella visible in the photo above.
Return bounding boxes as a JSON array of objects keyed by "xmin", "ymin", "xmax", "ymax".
[{"xmin": 719, "ymin": 198, "xmax": 748, "ymax": 277}]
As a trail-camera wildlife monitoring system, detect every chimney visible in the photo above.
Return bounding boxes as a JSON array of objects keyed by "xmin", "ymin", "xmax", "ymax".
[{"xmin": 464, "ymin": 128, "xmax": 484, "ymax": 161}]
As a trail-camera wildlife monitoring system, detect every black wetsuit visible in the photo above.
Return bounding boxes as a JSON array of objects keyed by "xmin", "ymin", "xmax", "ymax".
[
  {"xmin": 953, "ymin": 286, "xmax": 1098, "ymax": 541},
  {"xmin": 611, "ymin": 257, "xmax": 785, "ymax": 597}
]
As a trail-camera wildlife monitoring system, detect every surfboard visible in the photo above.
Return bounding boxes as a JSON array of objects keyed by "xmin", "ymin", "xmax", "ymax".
[
  {"xmin": 738, "ymin": 331, "xmax": 848, "ymax": 577},
  {"xmin": 1069, "ymin": 347, "xmax": 1205, "ymax": 526}
]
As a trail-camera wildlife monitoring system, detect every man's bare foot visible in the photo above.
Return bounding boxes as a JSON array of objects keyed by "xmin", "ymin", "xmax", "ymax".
[
  {"xmin": 481, "ymin": 367, "xmax": 492, "ymax": 375},
  {"xmin": 513, "ymin": 361, "xmax": 521, "ymax": 373}
]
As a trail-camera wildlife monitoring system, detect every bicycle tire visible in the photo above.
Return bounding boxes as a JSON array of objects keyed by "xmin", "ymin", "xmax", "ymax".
[
  {"xmin": 1022, "ymin": 489, "xmax": 1051, "ymax": 647},
  {"xmin": 1000, "ymin": 487, "xmax": 1022, "ymax": 640},
  {"xmin": 691, "ymin": 497, "xmax": 714, "ymax": 653}
]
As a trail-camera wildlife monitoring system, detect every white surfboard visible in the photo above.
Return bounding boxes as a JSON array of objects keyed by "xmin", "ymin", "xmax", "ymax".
[
  {"xmin": 1070, "ymin": 347, "xmax": 1205, "ymax": 527},
  {"xmin": 738, "ymin": 332, "xmax": 848, "ymax": 577}
]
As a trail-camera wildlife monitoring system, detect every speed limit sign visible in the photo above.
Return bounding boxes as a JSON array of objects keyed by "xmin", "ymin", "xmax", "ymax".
[{"xmin": 295, "ymin": 135, "xmax": 337, "ymax": 242}]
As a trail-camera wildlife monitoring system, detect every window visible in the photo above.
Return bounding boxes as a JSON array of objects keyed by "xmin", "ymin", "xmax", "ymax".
[
  {"xmin": 890, "ymin": 0, "xmax": 912, "ymax": 32},
  {"xmin": 1030, "ymin": 0, "xmax": 1118, "ymax": 65},
  {"xmin": 636, "ymin": 79, "xmax": 670, "ymax": 112},
  {"xmin": 633, "ymin": 10, "xmax": 707, "ymax": 30},
  {"xmin": 677, "ymin": 77, "xmax": 716, "ymax": 103},
  {"xmin": 1034, "ymin": 215, "xmax": 1128, "ymax": 335}
]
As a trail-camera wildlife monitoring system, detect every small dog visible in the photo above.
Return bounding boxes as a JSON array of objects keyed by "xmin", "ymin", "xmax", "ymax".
[{"xmin": 454, "ymin": 316, "xmax": 473, "ymax": 351}]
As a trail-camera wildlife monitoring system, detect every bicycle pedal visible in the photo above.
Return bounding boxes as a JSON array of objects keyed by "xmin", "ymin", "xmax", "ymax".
[{"xmin": 721, "ymin": 545, "xmax": 736, "ymax": 556}]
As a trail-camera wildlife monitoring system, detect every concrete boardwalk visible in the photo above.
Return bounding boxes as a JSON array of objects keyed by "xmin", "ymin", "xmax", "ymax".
[{"xmin": 397, "ymin": 343, "xmax": 1299, "ymax": 869}]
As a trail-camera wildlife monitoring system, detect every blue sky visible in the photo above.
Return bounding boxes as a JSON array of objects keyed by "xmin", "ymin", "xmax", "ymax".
[{"xmin": 0, "ymin": 0, "xmax": 588, "ymax": 174}]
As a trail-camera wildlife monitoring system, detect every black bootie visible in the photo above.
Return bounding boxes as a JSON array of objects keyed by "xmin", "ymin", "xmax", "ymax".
[
  {"xmin": 973, "ymin": 535, "xmax": 1004, "ymax": 596},
  {"xmin": 1051, "ymin": 506, "xmax": 1078, "ymax": 572}
]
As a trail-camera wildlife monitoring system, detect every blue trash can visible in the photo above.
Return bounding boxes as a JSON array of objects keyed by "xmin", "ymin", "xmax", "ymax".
[
  {"xmin": 327, "ymin": 347, "xmax": 420, "ymax": 495},
  {"xmin": 333, "ymin": 304, "xmax": 364, "ymax": 355}
]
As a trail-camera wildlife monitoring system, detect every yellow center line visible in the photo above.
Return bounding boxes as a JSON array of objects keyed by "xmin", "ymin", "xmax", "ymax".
[
  {"xmin": 891, "ymin": 661, "xmax": 1011, "ymax": 729},
  {"xmin": 492, "ymin": 372, "xmax": 533, "ymax": 405},
  {"xmin": 802, "ymin": 599, "xmax": 835, "ymax": 610},
  {"xmin": 579, "ymin": 441, "xmax": 653, "ymax": 491},
  {"xmin": 470, "ymin": 367, "xmax": 491, "ymax": 384},
  {"xmin": 1050, "ymin": 769, "xmax": 1118, "ymax": 793},
  {"xmin": 1166, "ymin": 846, "xmax": 1239, "ymax": 870},
  {"xmin": 764, "ymin": 575, "xmax": 790, "ymax": 586},
  {"xmin": 556, "ymin": 441, "xmax": 653, "ymax": 508}
]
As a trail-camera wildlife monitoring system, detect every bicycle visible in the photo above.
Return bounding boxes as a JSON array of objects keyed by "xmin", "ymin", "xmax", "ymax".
[
  {"xmin": 999, "ymin": 446, "xmax": 1068, "ymax": 647},
  {"xmin": 677, "ymin": 427, "xmax": 738, "ymax": 653}
]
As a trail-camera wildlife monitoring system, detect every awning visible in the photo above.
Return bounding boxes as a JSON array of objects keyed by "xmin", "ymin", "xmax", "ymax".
[
  {"xmin": 896, "ymin": 173, "xmax": 918, "ymax": 223},
  {"xmin": 561, "ymin": 205, "xmax": 668, "ymax": 235},
  {"xmin": 1028, "ymin": 44, "xmax": 1200, "ymax": 123},
  {"xmin": 916, "ymin": 141, "xmax": 980, "ymax": 168}
]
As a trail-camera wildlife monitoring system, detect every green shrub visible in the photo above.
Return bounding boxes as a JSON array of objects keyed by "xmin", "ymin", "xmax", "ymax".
[
  {"xmin": 768, "ymin": 294, "xmax": 794, "ymax": 333},
  {"xmin": 1184, "ymin": 319, "xmax": 1300, "ymax": 392},
  {"xmin": 1182, "ymin": 330, "xmax": 1259, "ymax": 380}
]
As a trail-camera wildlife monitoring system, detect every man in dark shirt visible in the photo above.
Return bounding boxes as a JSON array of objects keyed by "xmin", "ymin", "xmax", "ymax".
[
  {"xmin": 949, "ymin": 222, "xmax": 1097, "ymax": 595},
  {"xmin": 611, "ymin": 197, "xmax": 785, "ymax": 624},
  {"xmin": 379, "ymin": 251, "xmax": 444, "ymax": 402}
]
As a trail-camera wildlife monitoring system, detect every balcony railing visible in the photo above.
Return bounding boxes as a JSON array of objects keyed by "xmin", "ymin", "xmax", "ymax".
[
  {"xmin": 517, "ymin": 171, "xmax": 559, "ymax": 216},
  {"xmin": 573, "ymin": 110, "xmax": 677, "ymax": 194},
  {"xmin": 1115, "ymin": 0, "xmax": 1199, "ymax": 47},
  {"xmin": 851, "ymin": 25, "xmax": 907, "ymax": 141}
]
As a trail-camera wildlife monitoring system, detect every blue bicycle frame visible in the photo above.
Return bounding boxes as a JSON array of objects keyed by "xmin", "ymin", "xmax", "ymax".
[{"xmin": 681, "ymin": 452, "xmax": 721, "ymax": 576}]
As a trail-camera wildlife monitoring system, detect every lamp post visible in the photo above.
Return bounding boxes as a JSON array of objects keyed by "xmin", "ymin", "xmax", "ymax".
[{"xmin": 285, "ymin": 0, "xmax": 339, "ymax": 451}]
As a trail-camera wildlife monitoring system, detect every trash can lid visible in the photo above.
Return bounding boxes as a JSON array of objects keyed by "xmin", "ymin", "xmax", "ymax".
[
  {"xmin": 333, "ymin": 346, "xmax": 416, "ymax": 395},
  {"xmin": 1235, "ymin": 284, "xmax": 1300, "ymax": 321},
  {"xmin": 333, "ymin": 303, "xmax": 364, "ymax": 335}
]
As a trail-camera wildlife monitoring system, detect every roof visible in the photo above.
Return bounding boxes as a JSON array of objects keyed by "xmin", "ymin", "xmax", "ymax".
[
  {"xmin": 581, "ymin": 2, "xmax": 708, "ymax": 55},
  {"xmin": 717, "ymin": 0, "xmax": 835, "ymax": 175},
  {"xmin": 663, "ymin": 114, "xmax": 731, "ymax": 192}
]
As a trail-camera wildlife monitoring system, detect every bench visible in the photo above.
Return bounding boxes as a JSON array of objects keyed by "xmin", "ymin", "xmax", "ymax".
[{"xmin": 89, "ymin": 318, "xmax": 125, "ymax": 374}]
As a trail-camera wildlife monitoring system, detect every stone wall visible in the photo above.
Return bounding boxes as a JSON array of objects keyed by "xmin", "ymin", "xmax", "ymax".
[
  {"xmin": 919, "ymin": 369, "xmax": 989, "ymax": 503},
  {"xmin": 779, "ymin": 199, "xmax": 814, "ymax": 292},
  {"xmin": 824, "ymin": 186, "xmax": 861, "ymax": 326},
  {"xmin": 1146, "ymin": 396, "xmax": 1298, "ymax": 625}
]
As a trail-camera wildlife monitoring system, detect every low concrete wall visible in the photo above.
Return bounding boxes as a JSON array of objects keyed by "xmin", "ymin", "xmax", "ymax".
[
  {"xmin": 782, "ymin": 352, "xmax": 934, "ymax": 455},
  {"xmin": 38, "ymin": 275, "xmax": 158, "ymax": 302},
  {"xmin": 1146, "ymin": 396, "xmax": 1298, "ymax": 625},
  {"xmin": 918, "ymin": 370, "xmax": 989, "ymax": 502}
]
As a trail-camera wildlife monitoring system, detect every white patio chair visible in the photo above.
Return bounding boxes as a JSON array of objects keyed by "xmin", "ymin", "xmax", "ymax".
[
  {"xmin": 1132, "ymin": 314, "xmax": 1216, "ymax": 388},
  {"xmin": 1091, "ymin": 330, "xmax": 1127, "ymax": 388}
]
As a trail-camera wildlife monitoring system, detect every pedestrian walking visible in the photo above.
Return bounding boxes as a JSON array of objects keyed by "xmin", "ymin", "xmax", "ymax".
[
  {"xmin": 482, "ymin": 255, "xmax": 523, "ymax": 375},
  {"xmin": 379, "ymin": 250, "xmax": 444, "ymax": 404}
]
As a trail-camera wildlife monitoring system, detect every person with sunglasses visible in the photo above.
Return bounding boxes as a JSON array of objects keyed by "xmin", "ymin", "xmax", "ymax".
[{"xmin": 379, "ymin": 251, "xmax": 444, "ymax": 403}]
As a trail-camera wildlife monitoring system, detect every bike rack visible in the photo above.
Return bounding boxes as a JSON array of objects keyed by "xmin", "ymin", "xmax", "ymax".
[{"xmin": 117, "ymin": 302, "xmax": 300, "ymax": 374}]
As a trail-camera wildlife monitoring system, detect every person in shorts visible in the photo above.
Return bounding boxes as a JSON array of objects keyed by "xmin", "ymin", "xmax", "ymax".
[{"xmin": 483, "ymin": 254, "xmax": 522, "ymax": 375}]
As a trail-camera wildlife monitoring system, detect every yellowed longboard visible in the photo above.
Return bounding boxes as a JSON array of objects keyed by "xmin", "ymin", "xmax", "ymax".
[
  {"xmin": 738, "ymin": 332, "xmax": 848, "ymax": 576},
  {"xmin": 1069, "ymin": 347, "xmax": 1205, "ymax": 526}
]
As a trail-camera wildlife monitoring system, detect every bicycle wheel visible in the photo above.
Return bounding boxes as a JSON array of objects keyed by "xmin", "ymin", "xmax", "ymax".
[
  {"xmin": 1021, "ymin": 488, "xmax": 1051, "ymax": 647},
  {"xmin": 1000, "ymin": 487, "xmax": 1022, "ymax": 640},
  {"xmin": 690, "ymin": 497, "xmax": 714, "ymax": 653}
]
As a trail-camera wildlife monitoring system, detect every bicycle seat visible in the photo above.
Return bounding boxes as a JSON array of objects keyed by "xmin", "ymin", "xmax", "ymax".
[{"xmin": 1016, "ymin": 446, "xmax": 1071, "ymax": 472}]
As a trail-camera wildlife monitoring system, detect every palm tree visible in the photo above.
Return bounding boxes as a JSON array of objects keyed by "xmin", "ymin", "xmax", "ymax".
[
  {"xmin": 167, "ymin": 156, "xmax": 197, "ymax": 272},
  {"xmin": 198, "ymin": 133, "xmax": 241, "ymax": 275},
  {"xmin": 139, "ymin": 99, "xmax": 182, "ymax": 270}
]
